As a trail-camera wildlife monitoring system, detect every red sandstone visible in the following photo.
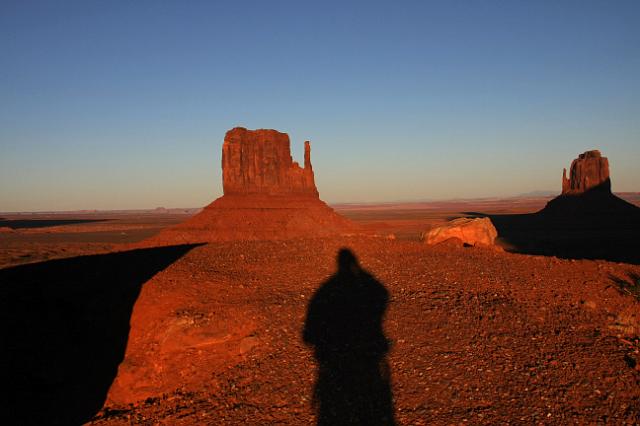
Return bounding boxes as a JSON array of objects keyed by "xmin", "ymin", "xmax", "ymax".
[
  {"xmin": 561, "ymin": 150, "xmax": 610, "ymax": 194},
  {"xmin": 222, "ymin": 127, "xmax": 318, "ymax": 197}
]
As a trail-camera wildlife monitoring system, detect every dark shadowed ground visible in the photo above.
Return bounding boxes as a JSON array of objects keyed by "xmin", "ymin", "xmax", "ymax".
[
  {"xmin": 0, "ymin": 244, "xmax": 199, "ymax": 425},
  {"xmin": 0, "ymin": 218, "xmax": 110, "ymax": 229}
]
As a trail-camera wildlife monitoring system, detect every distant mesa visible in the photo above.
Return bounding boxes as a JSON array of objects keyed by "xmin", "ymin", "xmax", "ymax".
[
  {"xmin": 147, "ymin": 127, "xmax": 356, "ymax": 244},
  {"xmin": 561, "ymin": 150, "xmax": 610, "ymax": 195}
]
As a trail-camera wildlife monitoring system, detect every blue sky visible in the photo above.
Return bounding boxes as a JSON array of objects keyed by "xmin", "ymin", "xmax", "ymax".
[{"xmin": 1, "ymin": 1, "xmax": 638, "ymax": 211}]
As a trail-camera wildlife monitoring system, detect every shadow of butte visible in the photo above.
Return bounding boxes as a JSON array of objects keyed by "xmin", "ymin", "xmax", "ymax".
[{"xmin": 462, "ymin": 189, "xmax": 640, "ymax": 264}]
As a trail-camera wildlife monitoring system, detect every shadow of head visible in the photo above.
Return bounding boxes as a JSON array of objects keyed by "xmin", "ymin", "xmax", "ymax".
[
  {"xmin": 0, "ymin": 243, "xmax": 202, "ymax": 425},
  {"xmin": 337, "ymin": 248, "xmax": 360, "ymax": 275},
  {"xmin": 303, "ymin": 248, "xmax": 395, "ymax": 425}
]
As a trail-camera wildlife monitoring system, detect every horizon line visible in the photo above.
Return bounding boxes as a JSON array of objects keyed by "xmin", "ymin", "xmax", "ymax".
[{"xmin": 3, "ymin": 190, "xmax": 640, "ymax": 215}]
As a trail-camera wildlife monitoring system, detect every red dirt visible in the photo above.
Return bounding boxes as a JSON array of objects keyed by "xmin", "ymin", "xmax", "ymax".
[
  {"xmin": 90, "ymin": 238, "xmax": 640, "ymax": 424},
  {"xmin": 333, "ymin": 197, "xmax": 554, "ymax": 241},
  {"xmin": 1, "ymin": 200, "xmax": 639, "ymax": 424},
  {"xmin": 146, "ymin": 195, "xmax": 359, "ymax": 245}
]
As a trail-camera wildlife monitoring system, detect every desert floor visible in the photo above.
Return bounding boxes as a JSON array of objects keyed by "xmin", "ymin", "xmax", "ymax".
[{"xmin": 1, "ymin": 196, "xmax": 639, "ymax": 425}]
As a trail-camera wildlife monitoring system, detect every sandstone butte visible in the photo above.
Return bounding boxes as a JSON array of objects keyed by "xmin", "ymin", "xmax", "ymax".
[
  {"xmin": 543, "ymin": 149, "xmax": 640, "ymax": 216},
  {"xmin": 145, "ymin": 127, "xmax": 357, "ymax": 244},
  {"xmin": 222, "ymin": 127, "xmax": 318, "ymax": 197},
  {"xmin": 561, "ymin": 149, "xmax": 610, "ymax": 194}
]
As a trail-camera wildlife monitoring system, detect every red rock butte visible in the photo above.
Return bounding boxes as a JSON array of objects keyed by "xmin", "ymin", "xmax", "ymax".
[
  {"xmin": 561, "ymin": 150, "xmax": 610, "ymax": 195},
  {"xmin": 222, "ymin": 127, "xmax": 318, "ymax": 197},
  {"xmin": 146, "ymin": 127, "xmax": 356, "ymax": 244},
  {"xmin": 542, "ymin": 149, "xmax": 639, "ymax": 216}
]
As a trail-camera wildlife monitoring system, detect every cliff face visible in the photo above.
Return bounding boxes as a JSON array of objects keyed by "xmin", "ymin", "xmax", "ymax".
[
  {"xmin": 561, "ymin": 150, "xmax": 610, "ymax": 194},
  {"xmin": 222, "ymin": 127, "xmax": 318, "ymax": 197}
]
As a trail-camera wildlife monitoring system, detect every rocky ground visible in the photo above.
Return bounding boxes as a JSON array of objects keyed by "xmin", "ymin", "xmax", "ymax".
[{"xmin": 86, "ymin": 237, "xmax": 640, "ymax": 425}]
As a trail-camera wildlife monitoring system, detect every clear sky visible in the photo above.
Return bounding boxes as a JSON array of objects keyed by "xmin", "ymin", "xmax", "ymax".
[{"xmin": 1, "ymin": 1, "xmax": 638, "ymax": 211}]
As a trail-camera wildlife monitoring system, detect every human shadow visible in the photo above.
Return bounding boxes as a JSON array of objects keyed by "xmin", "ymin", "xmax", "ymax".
[
  {"xmin": 0, "ymin": 244, "xmax": 201, "ymax": 425},
  {"xmin": 303, "ymin": 249, "xmax": 395, "ymax": 426},
  {"xmin": 464, "ymin": 185, "xmax": 640, "ymax": 265}
]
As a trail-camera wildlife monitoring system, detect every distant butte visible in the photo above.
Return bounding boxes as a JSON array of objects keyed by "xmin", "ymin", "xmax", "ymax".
[
  {"xmin": 145, "ymin": 127, "xmax": 356, "ymax": 244},
  {"xmin": 561, "ymin": 150, "xmax": 610, "ymax": 195},
  {"xmin": 483, "ymin": 149, "xmax": 640, "ymax": 264},
  {"xmin": 544, "ymin": 149, "xmax": 637, "ymax": 216}
]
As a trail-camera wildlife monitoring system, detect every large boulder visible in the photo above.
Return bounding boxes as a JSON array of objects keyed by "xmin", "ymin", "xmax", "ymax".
[
  {"xmin": 423, "ymin": 217, "xmax": 498, "ymax": 247},
  {"xmin": 561, "ymin": 150, "xmax": 610, "ymax": 194}
]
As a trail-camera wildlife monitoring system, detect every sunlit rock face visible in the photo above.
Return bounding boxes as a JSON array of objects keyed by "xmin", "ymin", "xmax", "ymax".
[
  {"xmin": 222, "ymin": 127, "xmax": 318, "ymax": 197},
  {"xmin": 561, "ymin": 150, "xmax": 610, "ymax": 195},
  {"xmin": 423, "ymin": 217, "xmax": 498, "ymax": 247}
]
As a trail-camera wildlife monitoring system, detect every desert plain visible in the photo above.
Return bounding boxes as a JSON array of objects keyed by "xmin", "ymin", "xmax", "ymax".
[{"xmin": 1, "ymin": 192, "xmax": 640, "ymax": 425}]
